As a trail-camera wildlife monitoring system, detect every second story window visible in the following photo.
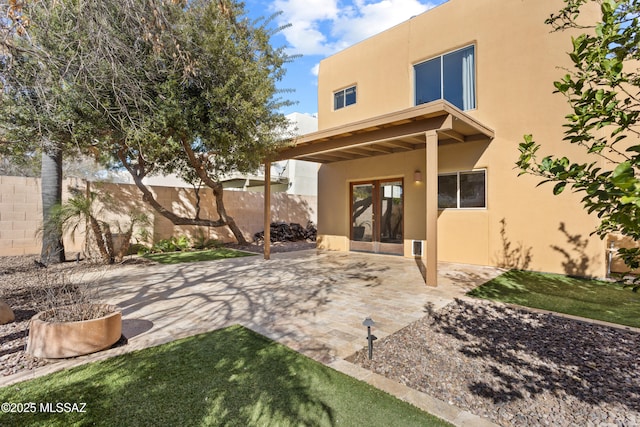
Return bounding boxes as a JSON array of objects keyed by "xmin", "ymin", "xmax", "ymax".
[
  {"xmin": 414, "ymin": 45, "xmax": 475, "ymax": 111},
  {"xmin": 334, "ymin": 85, "xmax": 357, "ymax": 110}
]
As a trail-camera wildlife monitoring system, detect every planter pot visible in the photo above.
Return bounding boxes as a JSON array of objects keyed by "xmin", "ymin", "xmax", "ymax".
[{"xmin": 27, "ymin": 304, "xmax": 122, "ymax": 359}]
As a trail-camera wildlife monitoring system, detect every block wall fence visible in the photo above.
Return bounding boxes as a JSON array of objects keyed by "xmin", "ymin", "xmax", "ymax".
[{"xmin": 0, "ymin": 176, "xmax": 317, "ymax": 257}]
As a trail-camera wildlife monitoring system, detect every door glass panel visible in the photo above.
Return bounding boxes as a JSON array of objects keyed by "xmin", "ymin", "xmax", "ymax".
[
  {"xmin": 352, "ymin": 184, "xmax": 373, "ymax": 242},
  {"xmin": 379, "ymin": 181, "xmax": 403, "ymax": 244}
]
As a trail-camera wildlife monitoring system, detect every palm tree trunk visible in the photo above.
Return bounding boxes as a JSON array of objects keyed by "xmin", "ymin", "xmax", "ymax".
[
  {"xmin": 40, "ymin": 141, "xmax": 65, "ymax": 264},
  {"xmin": 88, "ymin": 216, "xmax": 112, "ymax": 264}
]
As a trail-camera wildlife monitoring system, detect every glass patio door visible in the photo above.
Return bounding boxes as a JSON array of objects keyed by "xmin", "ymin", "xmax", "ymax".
[{"xmin": 350, "ymin": 179, "xmax": 403, "ymax": 255}]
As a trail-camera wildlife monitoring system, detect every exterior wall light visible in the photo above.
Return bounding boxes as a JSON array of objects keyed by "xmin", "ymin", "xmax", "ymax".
[
  {"xmin": 362, "ymin": 317, "xmax": 377, "ymax": 360},
  {"xmin": 414, "ymin": 170, "xmax": 423, "ymax": 183}
]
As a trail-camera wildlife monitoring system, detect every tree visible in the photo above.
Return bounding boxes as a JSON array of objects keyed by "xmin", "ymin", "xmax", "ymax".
[
  {"xmin": 94, "ymin": 0, "xmax": 293, "ymax": 244},
  {"xmin": 1, "ymin": 0, "xmax": 292, "ymax": 248},
  {"xmin": 517, "ymin": 0, "xmax": 640, "ymax": 280},
  {"xmin": 0, "ymin": 0, "xmax": 104, "ymax": 263}
]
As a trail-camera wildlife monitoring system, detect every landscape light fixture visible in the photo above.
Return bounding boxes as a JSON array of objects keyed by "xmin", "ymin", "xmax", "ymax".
[{"xmin": 362, "ymin": 317, "xmax": 377, "ymax": 360}]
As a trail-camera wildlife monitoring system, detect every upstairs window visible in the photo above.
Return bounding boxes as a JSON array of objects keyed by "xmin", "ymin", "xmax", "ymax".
[
  {"xmin": 414, "ymin": 45, "xmax": 475, "ymax": 110},
  {"xmin": 334, "ymin": 85, "xmax": 357, "ymax": 110}
]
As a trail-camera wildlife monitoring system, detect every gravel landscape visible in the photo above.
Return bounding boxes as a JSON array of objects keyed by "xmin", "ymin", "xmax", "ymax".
[{"xmin": 351, "ymin": 298, "xmax": 640, "ymax": 427}]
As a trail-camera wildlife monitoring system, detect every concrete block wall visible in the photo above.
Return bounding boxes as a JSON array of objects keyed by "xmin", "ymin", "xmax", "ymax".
[
  {"xmin": 0, "ymin": 176, "xmax": 317, "ymax": 256},
  {"xmin": 0, "ymin": 176, "xmax": 42, "ymax": 256}
]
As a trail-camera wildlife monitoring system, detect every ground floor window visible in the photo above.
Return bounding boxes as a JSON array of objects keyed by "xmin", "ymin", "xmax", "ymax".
[{"xmin": 438, "ymin": 169, "xmax": 486, "ymax": 209}]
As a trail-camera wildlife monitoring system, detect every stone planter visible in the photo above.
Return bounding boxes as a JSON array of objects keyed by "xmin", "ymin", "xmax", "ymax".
[{"xmin": 27, "ymin": 304, "xmax": 122, "ymax": 359}]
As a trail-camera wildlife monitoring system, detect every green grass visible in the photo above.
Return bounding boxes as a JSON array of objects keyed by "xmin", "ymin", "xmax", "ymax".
[
  {"xmin": 0, "ymin": 325, "xmax": 451, "ymax": 427},
  {"xmin": 468, "ymin": 269, "xmax": 640, "ymax": 328},
  {"xmin": 143, "ymin": 248, "xmax": 255, "ymax": 264}
]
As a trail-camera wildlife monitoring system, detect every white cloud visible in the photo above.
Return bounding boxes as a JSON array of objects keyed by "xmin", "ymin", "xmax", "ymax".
[
  {"xmin": 273, "ymin": 0, "xmax": 440, "ymax": 56},
  {"xmin": 273, "ymin": 0, "xmax": 340, "ymax": 55},
  {"xmin": 311, "ymin": 63, "xmax": 320, "ymax": 76},
  {"xmin": 333, "ymin": 0, "xmax": 434, "ymax": 48}
]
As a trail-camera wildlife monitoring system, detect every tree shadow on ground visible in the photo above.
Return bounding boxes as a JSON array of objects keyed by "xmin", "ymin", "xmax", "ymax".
[
  {"xmin": 432, "ymin": 299, "xmax": 640, "ymax": 410},
  {"xmin": 94, "ymin": 252, "xmax": 394, "ymax": 362}
]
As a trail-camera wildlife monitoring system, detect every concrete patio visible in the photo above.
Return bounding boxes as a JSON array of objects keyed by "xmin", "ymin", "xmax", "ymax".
[{"xmin": 2, "ymin": 249, "xmax": 503, "ymax": 426}]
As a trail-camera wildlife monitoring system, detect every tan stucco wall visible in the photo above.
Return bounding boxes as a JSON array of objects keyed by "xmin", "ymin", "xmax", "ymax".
[
  {"xmin": 0, "ymin": 177, "xmax": 316, "ymax": 257},
  {"xmin": 315, "ymin": 0, "xmax": 609, "ymax": 277}
]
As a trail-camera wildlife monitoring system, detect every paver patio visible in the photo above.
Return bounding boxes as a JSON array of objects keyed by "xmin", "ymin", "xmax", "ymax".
[{"xmin": 97, "ymin": 250, "xmax": 503, "ymax": 362}]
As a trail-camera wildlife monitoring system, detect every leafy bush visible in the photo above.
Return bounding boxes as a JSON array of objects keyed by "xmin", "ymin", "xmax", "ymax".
[
  {"xmin": 193, "ymin": 236, "xmax": 223, "ymax": 250},
  {"xmin": 150, "ymin": 236, "xmax": 191, "ymax": 253},
  {"xmin": 128, "ymin": 243, "xmax": 150, "ymax": 255}
]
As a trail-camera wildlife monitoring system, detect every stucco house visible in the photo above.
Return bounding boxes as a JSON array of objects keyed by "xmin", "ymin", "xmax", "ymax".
[{"xmin": 272, "ymin": 0, "xmax": 606, "ymax": 285}]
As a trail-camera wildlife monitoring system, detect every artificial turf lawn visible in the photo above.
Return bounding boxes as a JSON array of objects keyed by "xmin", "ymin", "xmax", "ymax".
[
  {"xmin": 468, "ymin": 269, "xmax": 640, "ymax": 328},
  {"xmin": 0, "ymin": 325, "xmax": 451, "ymax": 427},
  {"xmin": 143, "ymin": 248, "xmax": 255, "ymax": 264}
]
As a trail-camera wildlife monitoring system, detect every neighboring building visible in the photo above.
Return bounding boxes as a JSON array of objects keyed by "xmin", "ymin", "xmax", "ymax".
[
  {"xmin": 139, "ymin": 112, "xmax": 319, "ymax": 196},
  {"xmin": 276, "ymin": 0, "xmax": 606, "ymax": 284}
]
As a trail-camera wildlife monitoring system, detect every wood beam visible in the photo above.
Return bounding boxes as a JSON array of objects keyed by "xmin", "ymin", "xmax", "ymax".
[
  {"xmin": 341, "ymin": 147, "xmax": 376, "ymax": 156},
  {"xmin": 425, "ymin": 131, "xmax": 438, "ymax": 287},
  {"xmin": 276, "ymin": 115, "xmax": 448, "ymax": 161},
  {"xmin": 437, "ymin": 129, "xmax": 465, "ymax": 143},
  {"xmin": 264, "ymin": 161, "xmax": 271, "ymax": 260},
  {"xmin": 365, "ymin": 145, "xmax": 395, "ymax": 154},
  {"xmin": 300, "ymin": 152, "xmax": 353, "ymax": 162},
  {"xmin": 383, "ymin": 140, "xmax": 417, "ymax": 150}
]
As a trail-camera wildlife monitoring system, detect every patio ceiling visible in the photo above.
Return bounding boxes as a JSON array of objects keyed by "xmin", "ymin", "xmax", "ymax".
[{"xmin": 276, "ymin": 100, "xmax": 494, "ymax": 163}]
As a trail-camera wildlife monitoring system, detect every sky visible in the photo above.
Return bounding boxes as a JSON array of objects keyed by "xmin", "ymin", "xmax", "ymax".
[{"xmin": 242, "ymin": 0, "xmax": 447, "ymax": 116}]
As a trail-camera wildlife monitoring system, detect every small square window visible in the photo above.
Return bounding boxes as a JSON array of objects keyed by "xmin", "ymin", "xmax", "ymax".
[{"xmin": 334, "ymin": 85, "xmax": 357, "ymax": 110}]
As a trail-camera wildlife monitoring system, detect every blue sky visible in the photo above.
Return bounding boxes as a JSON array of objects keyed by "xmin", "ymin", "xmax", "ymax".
[{"xmin": 242, "ymin": 0, "xmax": 447, "ymax": 115}]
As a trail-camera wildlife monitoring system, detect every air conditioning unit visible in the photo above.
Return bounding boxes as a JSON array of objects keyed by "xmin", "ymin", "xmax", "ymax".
[{"xmin": 412, "ymin": 240, "xmax": 424, "ymax": 257}]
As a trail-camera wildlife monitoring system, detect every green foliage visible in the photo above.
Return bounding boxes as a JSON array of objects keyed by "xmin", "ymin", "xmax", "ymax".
[
  {"xmin": 144, "ymin": 248, "xmax": 255, "ymax": 264},
  {"xmin": 469, "ymin": 269, "xmax": 640, "ymax": 328},
  {"xmin": 45, "ymin": 189, "xmax": 150, "ymax": 264},
  {"xmin": 517, "ymin": 0, "xmax": 640, "ymax": 274},
  {"xmin": 0, "ymin": 1, "xmax": 107, "ymax": 162},
  {"xmin": 151, "ymin": 236, "xmax": 191, "ymax": 254},
  {"xmin": 149, "ymin": 234, "xmax": 225, "ymax": 254},
  {"xmin": 127, "ymin": 243, "xmax": 151, "ymax": 256},
  {"xmin": 193, "ymin": 229, "xmax": 224, "ymax": 250},
  {"xmin": 2, "ymin": 1, "xmax": 293, "ymax": 244}
]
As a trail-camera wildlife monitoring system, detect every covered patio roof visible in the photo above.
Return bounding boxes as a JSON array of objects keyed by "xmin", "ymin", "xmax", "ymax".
[
  {"xmin": 275, "ymin": 100, "xmax": 494, "ymax": 163},
  {"xmin": 265, "ymin": 101, "xmax": 494, "ymax": 287}
]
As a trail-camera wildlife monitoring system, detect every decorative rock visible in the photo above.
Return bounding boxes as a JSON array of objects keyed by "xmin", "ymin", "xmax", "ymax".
[
  {"xmin": 351, "ymin": 299, "xmax": 640, "ymax": 427},
  {"xmin": 0, "ymin": 300, "xmax": 15, "ymax": 324}
]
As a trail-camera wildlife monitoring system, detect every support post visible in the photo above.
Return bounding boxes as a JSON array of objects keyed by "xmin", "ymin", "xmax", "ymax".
[
  {"xmin": 425, "ymin": 131, "xmax": 438, "ymax": 286},
  {"xmin": 264, "ymin": 161, "xmax": 271, "ymax": 260}
]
